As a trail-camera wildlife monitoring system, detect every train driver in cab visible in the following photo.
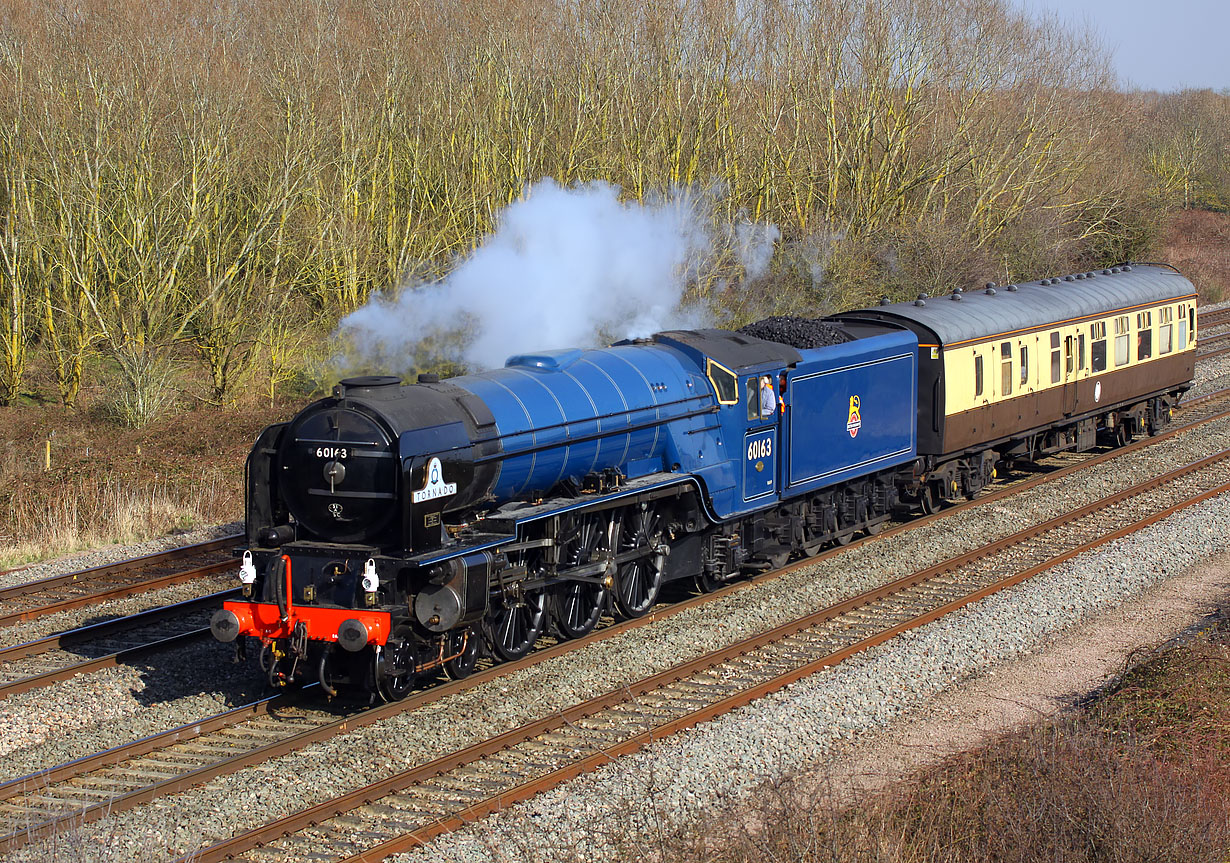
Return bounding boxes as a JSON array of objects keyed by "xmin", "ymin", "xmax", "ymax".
[{"xmin": 759, "ymin": 375, "xmax": 777, "ymax": 418}]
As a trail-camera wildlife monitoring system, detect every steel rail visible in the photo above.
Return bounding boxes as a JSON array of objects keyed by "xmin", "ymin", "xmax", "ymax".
[
  {"xmin": 0, "ymin": 628, "xmax": 211, "ymax": 702},
  {"xmin": 0, "ymin": 590, "xmax": 236, "ymax": 664},
  {"xmin": 0, "ymin": 537, "xmax": 239, "ymax": 629},
  {"xmin": 0, "ymin": 692, "xmax": 287, "ymax": 801},
  {"xmin": 189, "ymin": 453, "xmax": 1230, "ymax": 863},
  {"xmin": 0, "ymin": 536, "xmax": 237, "ymax": 601}
]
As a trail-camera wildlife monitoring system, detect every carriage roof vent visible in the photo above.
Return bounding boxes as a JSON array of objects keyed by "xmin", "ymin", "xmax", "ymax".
[
  {"xmin": 879, "ymin": 296, "xmax": 891, "ymax": 306},
  {"xmin": 950, "ymin": 291, "xmax": 963, "ymax": 301},
  {"xmin": 914, "ymin": 293, "xmax": 927, "ymax": 307},
  {"xmin": 985, "ymin": 286, "xmax": 997, "ymax": 295},
  {"xmin": 1006, "ymin": 284, "xmax": 1019, "ymax": 291}
]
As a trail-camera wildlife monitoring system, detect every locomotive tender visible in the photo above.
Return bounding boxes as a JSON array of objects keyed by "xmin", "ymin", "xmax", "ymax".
[{"xmin": 210, "ymin": 263, "xmax": 1197, "ymax": 699}]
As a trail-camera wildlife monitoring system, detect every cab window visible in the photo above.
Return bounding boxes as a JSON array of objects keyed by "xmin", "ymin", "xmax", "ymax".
[
  {"xmin": 748, "ymin": 375, "xmax": 777, "ymax": 420},
  {"xmin": 707, "ymin": 359, "xmax": 738, "ymax": 404}
]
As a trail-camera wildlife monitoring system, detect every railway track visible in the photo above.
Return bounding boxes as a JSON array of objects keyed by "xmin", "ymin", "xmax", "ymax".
[
  {"xmin": 1197, "ymin": 307, "xmax": 1230, "ymax": 330},
  {"xmin": 180, "ymin": 446, "xmax": 1230, "ymax": 863},
  {"xmin": 0, "ymin": 591, "xmax": 232, "ymax": 700},
  {"xmin": 3, "ymin": 393, "xmax": 1229, "ymax": 857},
  {"xmin": 0, "ymin": 536, "xmax": 240, "ymax": 631}
]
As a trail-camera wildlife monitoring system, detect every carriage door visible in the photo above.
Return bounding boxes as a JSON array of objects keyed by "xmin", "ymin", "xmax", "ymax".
[
  {"xmin": 743, "ymin": 373, "xmax": 779, "ymax": 503},
  {"xmin": 1062, "ymin": 335, "xmax": 1078, "ymax": 415}
]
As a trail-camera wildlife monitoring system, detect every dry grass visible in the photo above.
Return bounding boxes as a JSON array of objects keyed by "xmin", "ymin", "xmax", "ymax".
[{"xmin": 0, "ymin": 400, "xmax": 278, "ymax": 568}]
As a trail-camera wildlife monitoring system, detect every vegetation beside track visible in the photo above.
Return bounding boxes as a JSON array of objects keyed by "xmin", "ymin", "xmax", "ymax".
[{"xmin": 0, "ymin": 403, "xmax": 274, "ymax": 568}]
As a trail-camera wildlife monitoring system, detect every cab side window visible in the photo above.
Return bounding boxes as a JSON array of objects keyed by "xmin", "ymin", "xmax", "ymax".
[{"xmin": 707, "ymin": 359, "xmax": 738, "ymax": 404}]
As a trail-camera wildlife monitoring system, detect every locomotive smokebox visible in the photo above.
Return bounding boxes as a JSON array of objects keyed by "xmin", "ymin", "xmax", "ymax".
[{"xmin": 249, "ymin": 376, "xmax": 501, "ymax": 550}]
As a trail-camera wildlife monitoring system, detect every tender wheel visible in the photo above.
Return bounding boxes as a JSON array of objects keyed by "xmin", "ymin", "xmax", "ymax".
[
  {"xmin": 833, "ymin": 512, "xmax": 855, "ymax": 546},
  {"xmin": 766, "ymin": 549, "xmax": 790, "ymax": 569},
  {"xmin": 550, "ymin": 515, "xmax": 610, "ymax": 640},
  {"xmin": 442, "ymin": 627, "xmax": 480, "ymax": 680},
  {"xmin": 488, "ymin": 587, "xmax": 548, "ymax": 662},
  {"xmin": 614, "ymin": 506, "xmax": 664, "ymax": 618},
  {"xmin": 377, "ymin": 625, "xmax": 420, "ymax": 702}
]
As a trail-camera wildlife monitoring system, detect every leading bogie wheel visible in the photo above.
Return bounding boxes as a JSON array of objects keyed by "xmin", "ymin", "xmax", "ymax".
[
  {"xmin": 442, "ymin": 627, "xmax": 480, "ymax": 680},
  {"xmin": 377, "ymin": 625, "xmax": 420, "ymax": 702}
]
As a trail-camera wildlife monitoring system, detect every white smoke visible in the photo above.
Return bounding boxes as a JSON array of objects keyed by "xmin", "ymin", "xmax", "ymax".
[
  {"xmin": 338, "ymin": 180, "xmax": 703, "ymax": 373},
  {"xmin": 734, "ymin": 220, "xmax": 781, "ymax": 281},
  {"xmin": 336, "ymin": 179, "xmax": 779, "ymax": 374}
]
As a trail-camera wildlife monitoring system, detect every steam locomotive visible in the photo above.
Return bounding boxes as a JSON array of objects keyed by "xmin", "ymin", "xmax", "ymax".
[{"xmin": 210, "ymin": 264, "xmax": 1197, "ymax": 699}]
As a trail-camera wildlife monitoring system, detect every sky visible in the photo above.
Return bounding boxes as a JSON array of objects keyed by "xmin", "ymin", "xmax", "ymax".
[{"xmin": 1013, "ymin": 0, "xmax": 1230, "ymax": 92}]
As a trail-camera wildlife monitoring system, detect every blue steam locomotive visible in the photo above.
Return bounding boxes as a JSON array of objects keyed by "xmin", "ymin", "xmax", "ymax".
[{"xmin": 211, "ymin": 264, "xmax": 1196, "ymax": 699}]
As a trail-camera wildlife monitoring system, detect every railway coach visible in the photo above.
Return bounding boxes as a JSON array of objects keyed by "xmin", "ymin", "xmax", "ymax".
[{"xmin": 836, "ymin": 262, "xmax": 1197, "ymax": 511}]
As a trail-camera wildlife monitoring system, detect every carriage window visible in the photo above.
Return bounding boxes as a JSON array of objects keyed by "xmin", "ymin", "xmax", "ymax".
[
  {"xmin": 706, "ymin": 359, "xmax": 738, "ymax": 404},
  {"xmin": 1136, "ymin": 311, "xmax": 1152, "ymax": 360},
  {"xmin": 1065, "ymin": 335, "xmax": 1074, "ymax": 375},
  {"xmin": 1000, "ymin": 342, "xmax": 1013, "ymax": 396},
  {"xmin": 974, "ymin": 354, "xmax": 984, "ymax": 397},
  {"xmin": 1050, "ymin": 332, "xmax": 1061, "ymax": 383},
  {"xmin": 1020, "ymin": 345, "xmax": 1029, "ymax": 386},
  {"xmin": 1078, "ymin": 334, "xmax": 1086, "ymax": 371},
  {"xmin": 1114, "ymin": 315, "xmax": 1130, "ymax": 366},
  {"xmin": 1178, "ymin": 303, "xmax": 1188, "ymax": 349},
  {"xmin": 1091, "ymin": 322, "xmax": 1107, "ymax": 372},
  {"xmin": 1158, "ymin": 307, "xmax": 1174, "ymax": 354}
]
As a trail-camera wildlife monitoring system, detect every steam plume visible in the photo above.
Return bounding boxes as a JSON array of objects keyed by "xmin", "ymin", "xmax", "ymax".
[{"xmin": 336, "ymin": 179, "xmax": 775, "ymax": 374}]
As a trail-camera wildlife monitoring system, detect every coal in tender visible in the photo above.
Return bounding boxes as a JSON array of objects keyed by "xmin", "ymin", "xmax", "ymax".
[{"xmin": 738, "ymin": 317, "xmax": 853, "ymax": 349}]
